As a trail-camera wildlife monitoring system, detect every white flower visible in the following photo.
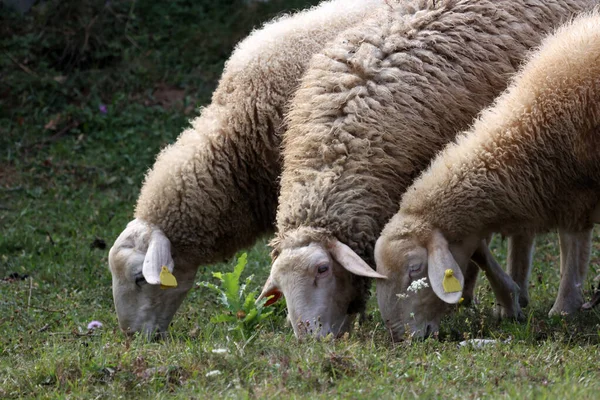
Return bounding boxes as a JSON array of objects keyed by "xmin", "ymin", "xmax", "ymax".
[
  {"xmin": 396, "ymin": 293, "xmax": 409, "ymax": 299},
  {"xmin": 206, "ymin": 370, "xmax": 221, "ymax": 377},
  {"xmin": 406, "ymin": 277, "xmax": 429, "ymax": 293},
  {"xmin": 211, "ymin": 348, "xmax": 228, "ymax": 354}
]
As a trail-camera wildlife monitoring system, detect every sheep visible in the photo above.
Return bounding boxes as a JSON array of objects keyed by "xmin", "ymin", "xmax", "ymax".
[
  {"xmin": 375, "ymin": 10, "xmax": 600, "ymax": 341},
  {"xmin": 257, "ymin": 0, "xmax": 595, "ymax": 339},
  {"xmin": 107, "ymin": 0, "xmax": 385, "ymax": 336}
]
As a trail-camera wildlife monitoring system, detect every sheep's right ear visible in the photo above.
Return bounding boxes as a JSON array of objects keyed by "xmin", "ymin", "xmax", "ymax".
[
  {"xmin": 142, "ymin": 229, "xmax": 174, "ymax": 285},
  {"xmin": 427, "ymin": 230, "xmax": 464, "ymax": 304},
  {"xmin": 257, "ymin": 275, "xmax": 282, "ymax": 306}
]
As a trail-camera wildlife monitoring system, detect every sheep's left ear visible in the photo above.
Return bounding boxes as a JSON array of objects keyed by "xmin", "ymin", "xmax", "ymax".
[
  {"xmin": 427, "ymin": 230, "xmax": 463, "ymax": 304},
  {"xmin": 330, "ymin": 240, "xmax": 387, "ymax": 279}
]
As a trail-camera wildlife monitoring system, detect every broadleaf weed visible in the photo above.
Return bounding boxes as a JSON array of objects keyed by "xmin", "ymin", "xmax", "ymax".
[{"xmin": 199, "ymin": 253, "xmax": 273, "ymax": 339}]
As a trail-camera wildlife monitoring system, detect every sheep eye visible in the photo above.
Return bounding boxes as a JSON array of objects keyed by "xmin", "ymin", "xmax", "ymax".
[
  {"xmin": 408, "ymin": 263, "xmax": 423, "ymax": 275},
  {"xmin": 317, "ymin": 264, "xmax": 329, "ymax": 274},
  {"xmin": 134, "ymin": 273, "xmax": 147, "ymax": 287},
  {"xmin": 121, "ymin": 241, "xmax": 135, "ymax": 249}
]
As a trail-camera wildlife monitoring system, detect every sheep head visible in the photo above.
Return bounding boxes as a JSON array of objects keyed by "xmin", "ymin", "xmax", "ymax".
[
  {"xmin": 375, "ymin": 213, "xmax": 478, "ymax": 341},
  {"xmin": 108, "ymin": 219, "xmax": 197, "ymax": 337},
  {"xmin": 258, "ymin": 235, "xmax": 386, "ymax": 338}
]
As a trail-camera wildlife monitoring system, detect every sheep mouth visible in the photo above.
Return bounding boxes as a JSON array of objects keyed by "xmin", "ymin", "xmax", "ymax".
[
  {"xmin": 294, "ymin": 315, "xmax": 353, "ymax": 339},
  {"xmin": 121, "ymin": 326, "xmax": 167, "ymax": 341},
  {"xmin": 386, "ymin": 319, "xmax": 434, "ymax": 342}
]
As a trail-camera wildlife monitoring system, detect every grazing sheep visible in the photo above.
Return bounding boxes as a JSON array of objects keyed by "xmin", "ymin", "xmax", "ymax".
[
  {"xmin": 258, "ymin": 0, "xmax": 595, "ymax": 339},
  {"xmin": 107, "ymin": 0, "xmax": 384, "ymax": 336},
  {"xmin": 376, "ymin": 11, "xmax": 600, "ymax": 341}
]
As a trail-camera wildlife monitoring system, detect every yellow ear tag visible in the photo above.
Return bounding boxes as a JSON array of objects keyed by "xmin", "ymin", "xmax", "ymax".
[
  {"xmin": 442, "ymin": 269, "xmax": 462, "ymax": 293},
  {"xmin": 160, "ymin": 266, "xmax": 178, "ymax": 290}
]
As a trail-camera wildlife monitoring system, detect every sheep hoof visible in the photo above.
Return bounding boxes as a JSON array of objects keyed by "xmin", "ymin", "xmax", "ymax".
[
  {"xmin": 494, "ymin": 303, "xmax": 524, "ymax": 321},
  {"xmin": 582, "ymin": 290, "xmax": 600, "ymax": 311},
  {"xmin": 493, "ymin": 284, "xmax": 523, "ymax": 321},
  {"xmin": 518, "ymin": 292, "xmax": 529, "ymax": 309},
  {"xmin": 548, "ymin": 296, "xmax": 584, "ymax": 317}
]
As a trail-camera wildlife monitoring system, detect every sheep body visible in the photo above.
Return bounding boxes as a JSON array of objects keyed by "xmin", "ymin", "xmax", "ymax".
[
  {"xmin": 376, "ymin": 10, "xmax": 600, "ymax": 340},
  {"xmin": 264, "ymin": 0, "xmax": 595, "ymax": 338},
  {"xmin": 108, "ymin": 0, "xmax": 384, "ymax": 335}
]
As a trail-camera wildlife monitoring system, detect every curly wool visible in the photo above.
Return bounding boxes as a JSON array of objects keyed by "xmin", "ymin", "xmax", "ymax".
[
  {"xmin": 133, "ymin": 0, "xmax": 382, "ymax": 266},
  {"xmin": 274, "ymin": 0, "xmax": 594, "ymax": 310},
  {"xmin": 398, "ymin": 11, "xmax": 600, "ymax": 242}
]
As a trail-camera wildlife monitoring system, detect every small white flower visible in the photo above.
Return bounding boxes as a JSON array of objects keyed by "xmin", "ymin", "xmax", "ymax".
[
  {"xmin": 396, "ymin": 293, "xmax": 409, "ymax": 299},
  {"xmin": 406, "ymin": 277, "xmax": 429, "ymax": 293},
  {"xmin": 206, "ymin": 370, "xmax": 221, "ymax": 377},
  {"xmin": 211, "ymin": 348, "xmax": 228, "ymax": 354}
]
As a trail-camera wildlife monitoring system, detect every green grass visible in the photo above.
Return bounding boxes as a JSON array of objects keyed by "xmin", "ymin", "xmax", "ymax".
[{"xmin": 2, "ymin": 0, "xmax": 600, "ymax": 398}]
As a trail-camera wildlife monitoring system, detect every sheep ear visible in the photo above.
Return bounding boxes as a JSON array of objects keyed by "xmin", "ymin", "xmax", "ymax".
[
  {"xmin": 330, "ymin": 240, "xmax": 387, "ymax": 279},
  {"xmin": 257, "ymin": 275, "xmax": 283, "ymax": 306},
  {"xmin": 427, "ymin": 230, "xmax": 463, "ymax": 304},
  {"xmin": 142, "ymin": 229, "xmax": 174, "ymax": 285}
]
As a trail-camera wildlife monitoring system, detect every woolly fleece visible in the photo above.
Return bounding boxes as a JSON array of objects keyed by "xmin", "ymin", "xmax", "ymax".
[{"xmin": 393, "ymin": 11, "xmax": 600, "ymax": 245}]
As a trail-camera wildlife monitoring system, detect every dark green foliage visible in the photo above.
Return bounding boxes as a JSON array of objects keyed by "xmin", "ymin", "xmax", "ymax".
[{"xmin": 199, "ymin": 253, "xmax": 275, "ymax": 340}]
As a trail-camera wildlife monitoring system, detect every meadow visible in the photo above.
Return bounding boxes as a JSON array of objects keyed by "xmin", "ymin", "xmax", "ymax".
[{"xmin": 2, "ymin": 1, "xmax": 600, "ymax": 398}]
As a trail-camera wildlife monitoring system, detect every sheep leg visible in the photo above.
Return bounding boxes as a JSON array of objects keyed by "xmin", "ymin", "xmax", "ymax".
[
  {"xmin": 461, "ymin": 260, "xmax": 480, "ymax": 306},
  {"xmin": 506, "ymin": 233, "xmax": 535, "ymax": 308},
  {"xmin": 471, "ymin": 241, "xmax": 523, "ymax": 320},
  {"xmin": 581, "ymin": 206, "xmax": 599, "ymax": 309},
  {"xmin": 549, "ymin": 228, "xmax": 592, "ymax": 316}
]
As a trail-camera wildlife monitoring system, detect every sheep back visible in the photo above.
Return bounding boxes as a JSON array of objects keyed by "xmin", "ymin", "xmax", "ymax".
[{"xmin": 400, "ymin": 10, "xmax": 600, "ymax": 241}]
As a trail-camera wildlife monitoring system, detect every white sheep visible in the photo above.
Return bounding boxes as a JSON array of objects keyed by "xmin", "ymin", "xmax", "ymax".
[
  {"xmin": 107, "ymin": 0, "xmax": 384, "ymax": 336},
  {"xmin": 375, "ymin": 10, "xmax": 600, "ymax": 341},
  {"xmin": 257, "ymin": 0, "xmax": 595, "ymax": 339}
]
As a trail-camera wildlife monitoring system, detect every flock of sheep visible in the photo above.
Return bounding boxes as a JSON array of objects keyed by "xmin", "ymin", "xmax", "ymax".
[{"xmin": 108, "ymin": 0, "xmax": 600, "ymax": 342}]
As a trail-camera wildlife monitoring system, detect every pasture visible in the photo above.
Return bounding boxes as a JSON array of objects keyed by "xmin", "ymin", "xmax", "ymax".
[{"xmin": 2, "ymin": 1, "xmax": 600, "ymax": 398}]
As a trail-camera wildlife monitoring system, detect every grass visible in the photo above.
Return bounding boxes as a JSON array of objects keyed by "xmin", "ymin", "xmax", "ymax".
[{"xmin": 2, "ymin": 0, "xmax": 600, "ymax": 398}]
